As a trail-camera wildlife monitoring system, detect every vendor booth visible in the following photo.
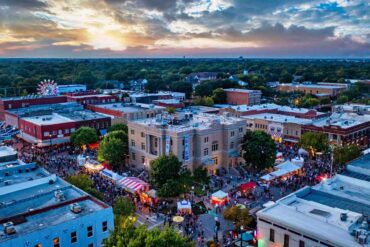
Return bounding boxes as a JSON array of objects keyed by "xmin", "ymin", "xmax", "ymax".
[
  {"xmin": 177, "ymin": 200, "xmax": 192, "ymax": 214},
  {"xmin": 77, "ymin": 155, "xmax": 86, "ymax": 166},
  {"xmin": 275, "ymin": 152, "xmax": 284, "ymax": 164},
  {"xmin": 260, "ymin": 160, "xmax": 302, "ymax": 182},
  {"xmin": 140, "ymin": 189, "xmax": 158, "ymax": 205},
  {"xmin": 84, "ymin": 159, "xmax": 104, "ymax": 171},
  {"xmin": 239, "ymin": 182, "xmax": 256, "ymax": 197},
  {"xmin": 100, "ymin": 169, "xmax": 123, "ymax": 183},
  {"xmin": 291, "ymin": 156, "xmax": 304, "ymax": 167},
  {"xmin": 118, "ymin": 177, "xmax": 149, "ymax": 194},
  {"xmin": 211, "ymin": 190, "xmax": 229, "ymax": 206}
]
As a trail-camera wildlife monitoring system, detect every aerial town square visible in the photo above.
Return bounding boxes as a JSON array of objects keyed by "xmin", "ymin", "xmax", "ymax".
[{"xmin": 0, "ymin": 0, "xmax": 369, "ymax": 247}]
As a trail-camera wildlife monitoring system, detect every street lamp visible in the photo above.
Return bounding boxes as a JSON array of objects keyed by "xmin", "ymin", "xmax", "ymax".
[
  {"xmin": 240, "ymin": 225, "xmax": 244, "ymax": 247},
  {"xmin": 49, "ymin": 134, "xmax": 52, "ymax": 146},
  {"xmin": 329, "ymin": 138, "xmax": 334, "ymax": 178}
]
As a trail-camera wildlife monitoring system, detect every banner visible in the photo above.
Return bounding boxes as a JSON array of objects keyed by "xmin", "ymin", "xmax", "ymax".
[
  {"xmin": 184, "ymin": 135, "xmax": 190, "ymax": 160},
  {"xmin": 165, "ymin": 136, "xmax": 170, "ymax": 155}
]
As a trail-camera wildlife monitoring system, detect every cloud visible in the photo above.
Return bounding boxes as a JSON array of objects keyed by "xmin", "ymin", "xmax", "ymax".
[{"xmin": 0, "ymin": 0, "xmax": 369, "ymax": 57}]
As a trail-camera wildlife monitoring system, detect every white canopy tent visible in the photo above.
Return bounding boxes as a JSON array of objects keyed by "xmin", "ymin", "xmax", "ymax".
[{"xmin": 177, "ymin": 200, "xmax": 192, "ymax": 211}]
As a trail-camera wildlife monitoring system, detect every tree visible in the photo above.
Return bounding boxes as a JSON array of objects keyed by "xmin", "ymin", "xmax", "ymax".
[
  {"xmin": 149, "ymin": 155, "xmax": 182, "ymax": 188},
  {"xmin": 113, "ymin": 197, "xmax": 135, "ymax": 217},
  {"xmin": 223, "ymin": 206, "xmax": 254, "ymax": 229},
  {"xmin": 70, "ymin": 127, "xmax": 99, "ymax": 147},
  {"xmin": 337, "ymin": 95, "xmax": 349, "ymax": 104},
  {"xmin": 170, "ymin": 81, "xmax": 193, "ymax": 99},
  {"xmin": 67, "ymin": 174, "xmax": 103, "ymax": 200},
  {"xmin": 333, "ymin": 145, "xmax": 361, "ymax": 166},
  {"xmin": 212, "ymin": 88, "xmax": 227, "ymax": 104},
  {"xmin": 298, "ymin": 132, "xmax": 329, "ymax": 156},
  {"xmin": 193, "ymin": 167, "xmax": 209, "ymax": 184},
  {"xmin": 108, "ymin": 123, "xmax": 128, "ymax": 133},
  {"xmin": 98, "ymin": 130, "xmax": 128, "ymax": 170},
  {"xmin": 166, "ymin": 107, "xmax": 176, "ymax": 114},
  {"xmin": 241, "ymin": 131, "xmax": 277, "ymax": 170},
  {"xmin": 105, "ymin": 221, "xmax": 193, "ymax": 247},
  {"xmin": 193, "ymin": 96, "xmax": 214, "ymax": 107}
]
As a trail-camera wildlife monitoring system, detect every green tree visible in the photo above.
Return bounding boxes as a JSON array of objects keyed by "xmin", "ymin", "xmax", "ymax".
[
  {"xmin": 298, "ymin": 132, "xmax": 329, "ymax": 156},
  {"xmin": 113, "ymin": 197, "xmax": 135, "ymax": 217},
  {"xmin": 223, "ymin": 206, "xmax": 254, "ymax": 229},
  {"xmin": 70, "ymin": 127, "xmax": 99, "ymax": 147},
  {"xmin": 149, "ymin": 155, "xmax": 182, "ymax": 188},
  {"xmin": 170, "ymin": 81, "xmax": 192, "ymax": 98},
  {"xmin": 105, "ymin": 222, "xmax": 193, "ymax": 247},
  {"xmin": 67, "ymin": 174, "xmax": 103, "ymax": 200},
  {"xmin": 337, "ymin": 95, "xmax": 349, "ymax": 104},
  {"xmin": 193, "ymin": 167, "xmax": 209, "ymax": 184},
  {"xmin": 98, "ymin": 130, "xmax": 128, "ymax": 169},
  {"xmin": 212, "ymin": 88, "xmax": 227, "ymax": 104},
  {"xmin": 333, "ymin": 145, "xmax": 362, "ymax": 166},
  {"xmin": 241, "ymin": 131, "xmax": 276, "ymax": 170},
  {"xmin": 108, "ymin": 123, "xmax": 128, "ymax": 133},
  {"xmin": 166, "ymin": 107, "xmax": 176, "ymax": 114}
]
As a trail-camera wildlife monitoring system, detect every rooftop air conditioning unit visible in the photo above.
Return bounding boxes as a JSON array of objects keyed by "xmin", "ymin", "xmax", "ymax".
[
  {"xmin": 340, "ymin": 213, "xmax": 348, "ymax": 221},
  {"xmin": 4, "ymin": 180, "xmax": 12, "ymax": 186},
  {"xmin": 70, "ymin": 203, "xmax": 82, "ymax": 214},
  {"xmin": 3, "ymin": 222, "xmax": 16, "ymax": 235},
  {"xmin": 54, "ymin": 190, "xmax": 65, "ymax": 201},
  {"xmin": 358, "ymin": 234, "xmax": 368, "ymax": 245}
]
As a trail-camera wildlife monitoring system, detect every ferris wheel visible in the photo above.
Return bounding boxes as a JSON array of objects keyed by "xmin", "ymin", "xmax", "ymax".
[{"xmin": 37, "ymin": 79, "xmax": 58, "ymax": 96}]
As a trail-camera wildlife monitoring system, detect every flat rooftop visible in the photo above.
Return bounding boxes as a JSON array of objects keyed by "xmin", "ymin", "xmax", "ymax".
[
  {"xmin": 1, "ymin": 95, "xmax": 65, "ymax": 102},
  {"xmin": 132, "ymin": 113, "xmax": 244, "ymax": 133},
  {"xmin": 0, "ymin": 165, "xmax": 109, "ymax": 243},
  {"xmin": 242, "ymin": 113, "xmax": 312, "ymax": 125},
  {"xmin": 94, "ymin": 103, "xmax": 164, "ymax": 113},
  {"xmin": 57, "ymin": 84, "xmax": 86, "ymax": 88},
  {"xmin": 225, "ymin": 103, "xmax": 323, "ymax": 115},
  {"xmin": 7, "ymin": 102, "xmax": 82, "ymax": 117},
  {"xmin": 280, "ymin": 83, "xmax": 347, "ymax": 89},
  {"xmin": 224, "ymin": 88, "xmax": 261, "ymax": 93},
  {"xmin": 310, "ymin": 112, "xmax": 370, "ymax": 129},
  {"xmin": 0, "ymin": 146, "xmax": 17, "ymax": 158}
]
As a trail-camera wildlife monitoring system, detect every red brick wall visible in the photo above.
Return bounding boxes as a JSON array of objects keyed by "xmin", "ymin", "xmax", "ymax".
[
  {"xmin": 226, "ymin": 91, "xmax": 251, "ymax": 105},
  {"xmin": 86, "ymin": 104, "xmax": 124, "ymax": 117}
]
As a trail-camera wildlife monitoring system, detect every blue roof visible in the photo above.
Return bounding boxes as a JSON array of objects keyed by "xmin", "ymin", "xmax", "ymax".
[{"xmin": 346, "ymin": 153, "xmax": 370, "ymax": 169}]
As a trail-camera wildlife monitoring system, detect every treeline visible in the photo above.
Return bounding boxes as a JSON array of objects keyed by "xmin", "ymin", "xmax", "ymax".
[{"xmin": 0, "ymin": 59, "xmax": 369, "ymax": 97}]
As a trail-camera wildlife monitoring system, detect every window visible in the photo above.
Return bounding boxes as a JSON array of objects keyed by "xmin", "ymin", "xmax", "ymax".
[
  {"xmin": 65, "ymin": 129, "xmax": 69, "ymax": 134},
  {"xmin": 269, "ymin": 229, "xmax": 275, "ymax": 242},
  {"xmin": 131, "ymin": 140, "xmax": 135, "ymax": 147},
  {"xmin": 230, "ymin": 142, "xmax": 234, "ymax": 149},
  {"xmin": 204, "ymin": 137, "xmax": 209, "ymax": 143},
  {"xmin": 204, "ymin": 148, "xmax": 209, "ymax": 156},
  {"xmin": 53, "ymin": 237, "xmax": 60, "ymax": 247},
  {"xmin": 231, "ymin": 131, "xmax": 235, "ymax": 137},
  {"xmin": 71, "ymin": 128, "xmax": 76, "ymax": 133},
  {"xmin": 299, "ymin": 240, "xmax": 305, "ymax": 247},
  {"xmin": 239, "ymin": 127, "xmax": 243, "ymax": 133},
  {"xmin": 141, "ymin": 143, "xmax": 145, "ymax": 150},
  {"xmin": 141, "ymin": 156, "xmax": 145, "ymax": 163},
  {"xmin": 154, "ymin": 138, "xmax": 158, "ymax": 147},
  {"xmin": 213, "ymin": 157, "xmax": 218, "ymax": 165},
  {"xmin": 102, "ymin": 221, "xmax": 108, "ymax": 232},
  {"xmin": 71, "ymin": 231, "xmax": 77, "ymax": 243},
  {"xmin": 88, "ymin": 244, "xmax": 94, "ymax": 247},
  {"xmin": 284, "ymin": 234, "xmax": 289, "ymax": 247},
  {"xmin": 132, "ymin": 152, "xmax": 136, "ymax": 161},
  {"xmin": 212, "ymin": 142, "xmax": 218, "ymax": 151},
  {"xmin": 87, "ymin": 226, "xmax": 93, "ymax": 237},
  {"xmin": 141, "ymin": 132, "xmax": 145, "ymax": 138},
  {"xmin": 44, "ymin": 131, "xmax": 50, "ymax": 137},
  {"xmin": 130, "ymin": 129, "xmax": 135, "ymax": 135}
]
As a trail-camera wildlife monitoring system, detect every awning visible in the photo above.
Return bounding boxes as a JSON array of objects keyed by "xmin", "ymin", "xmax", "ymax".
[
  {"xmin": 100, "ymin": 169, "xmax": 123, "ymax": 181},
  {"xmin": 260, "ymin": 174, "xmax": 275, "ymax": 181},
  {"xmin": 99, "ymin": 129, "xmax": 108, "ymax": 135},
  {"xmin": 89, "ymin": 142, "xmax": 100, "ymax": 149},
  {"xmin": 202, "ymin": 158, "xmax": 214, "ymax": 166},
  {"xmin": 240, "ymin": 182, "xmax": 256, "ymax": 191},
  {"xmin": 275, "ymin": 160, "xmax": 301, "ymax": 172},
  {"xmin": 228, "ymin": 150, "xmax": 240, "ymax": 158},
  {"xmin": 119, "ymin": 177, "xmax": 149, "ymax": 193},
  {"xmin": 212, "ymin": 190, "xmax": 228, "ymax": 199},
  {"xmin": 177, "ymin": 200, "xmax": 192, "ymax": 210}
]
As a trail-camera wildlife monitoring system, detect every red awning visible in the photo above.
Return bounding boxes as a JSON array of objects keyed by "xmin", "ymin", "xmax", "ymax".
[
  {"xmin": 240, "ymin": 182, "xmax": 256, "ymax": 191},
  {"xmin": 119, "ymin": 177, "xmax": 149, "ymax": 193},
  {"xmin": 89, "ymin": 142, "xmax": 100, "ymax": 149}
]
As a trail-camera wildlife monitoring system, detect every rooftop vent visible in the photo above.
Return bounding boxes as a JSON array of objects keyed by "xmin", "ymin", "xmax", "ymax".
[
  {"xmin": 70, "ymin": 203, "xmax": 82, "ymax": 214},
  {"xmin": 4, "ymin": 180, "xmax": 12, "ymax": 186},
  {"xmin": 3, "ymin": 222, "xmax": 16, "ymax": 235},
  {"xmin": 340, "ymin": 213, "xmax": 348, "ymax": 221},
  {"xmin": 54, "ymin": 190, "xmax": 65, "ymax": 201}
]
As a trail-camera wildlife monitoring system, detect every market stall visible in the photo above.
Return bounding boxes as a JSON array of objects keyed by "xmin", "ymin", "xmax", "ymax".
[
  {"xmin": 291, "ymin": 156, "xmax": 304, "ymax": 167},
  {"xmin": 100, "ymin": 169, "xmax": 123, "ymax": 183},
  {"xmin": 118, "ymin": 177, "xmax": 149, "ymax": 195},
  {"xmin": 275, "ymin": 152, "xmax": 284, "ymax": 164},
  {"xmin": 84, "ymin": 159, "xmax": 104, "ymax": 171},
  {"xmin": 239, "ymin": 182, "xmax": 256, "ymax": 197},
  {"xmin": 140, "ymin": 189, "xmax": 158, "ymax": 205},
  {"xmin": 177, "ymin": 200, "xmax": 192, "ymax": 214},
  {"xmin": 211, "ymin": 190, "xmax": 229, "ymax": 206},
  {"xmin": 77, "ymin": 155, "xmax": 86, "ymax": 166}
]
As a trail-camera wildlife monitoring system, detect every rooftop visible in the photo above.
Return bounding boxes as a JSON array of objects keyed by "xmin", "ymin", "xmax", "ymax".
[
  {"xmin": 280, "ymin": 83, "xmax": 348, "ymax": 89},
  {"xmin": 310, "ymin": 112, "xmax": 370, "ymax": 129},
  {"xmin": 57, "ymin": 84, "xmax": 86, "ymax": 88},
  {"xmin": 242, "ymin": 113, "xmax": 312, "ymax": 125},
  {"xmin": 132, "ymin": 113, "xmax": 244, "ymax": 133},
  {"xmin": 224, "ymin": 88, "xmax": 261, "ymax": 93},
  {"xmin": 94, "ymin": 103, "xmax": 164, "ymax": 113},
  {"xmin": 0, "ymin": 163, "xmax": 109, "ymax": 243},
  {"xmin": 0, "ymin": 146, "xmax": 17, "ymax": 158}
]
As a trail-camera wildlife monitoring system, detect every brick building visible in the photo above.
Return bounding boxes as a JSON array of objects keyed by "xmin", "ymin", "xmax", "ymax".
[
  {"xmin": 66, "ymin": 92, "xmax": 118, "ymax": 105},
  {"xmin": 277, "ymin": 82, "xmax": 348, "ymax": 96},
  {"xmin": 224, "ymin": 88, "xmax": 262, "ymax": 105}
]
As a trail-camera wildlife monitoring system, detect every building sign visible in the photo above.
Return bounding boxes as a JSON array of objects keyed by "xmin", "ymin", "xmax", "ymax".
[
  {"xmin": 165, "ymin": 135, "xmax": 170, "ymax": 155},
  {"xmin": 184, "ymin": 135, "xmax": 190, "ymax": 160}
]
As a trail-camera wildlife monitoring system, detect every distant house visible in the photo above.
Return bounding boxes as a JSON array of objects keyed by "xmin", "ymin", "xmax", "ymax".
[
  {"xmin": 129, "ymin": 79, "xmax": 148, "ymax": 91},
  {"xmin": 185, "ymin": 72, "xmax": 218, "ymax": 89},
  {"xmin": 229, "ymin": 75, "xmax": 248, "ymax": 87}
]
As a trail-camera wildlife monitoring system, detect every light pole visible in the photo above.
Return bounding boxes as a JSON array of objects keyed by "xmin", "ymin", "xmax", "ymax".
[
  {"xmin": 329, "ymin": 138, "xmax": 334, "ymax": 178},
  {"xmin": 240, "ymin": 225, "xmax": 244, "ymax": 247},
  {"xmin": 49, "ymin": 134, "xmax": 52, "ymax": 146}
]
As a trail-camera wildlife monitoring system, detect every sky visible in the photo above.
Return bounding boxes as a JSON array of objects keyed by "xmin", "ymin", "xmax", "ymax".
[{"xmin": 0, "ymin": 0, "xmax": 369, "ymax": 58}]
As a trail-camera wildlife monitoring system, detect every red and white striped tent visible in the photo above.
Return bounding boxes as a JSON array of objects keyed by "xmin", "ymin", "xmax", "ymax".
[{"xmin": 118, "ymin": 177, "xmax": 149, "ymax": 194}]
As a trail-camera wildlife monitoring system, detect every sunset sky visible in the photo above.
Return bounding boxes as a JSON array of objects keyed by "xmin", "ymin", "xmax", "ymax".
[{"xmin": 0, "ymin": 0, "xmax": 369, "ymax": 58}]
